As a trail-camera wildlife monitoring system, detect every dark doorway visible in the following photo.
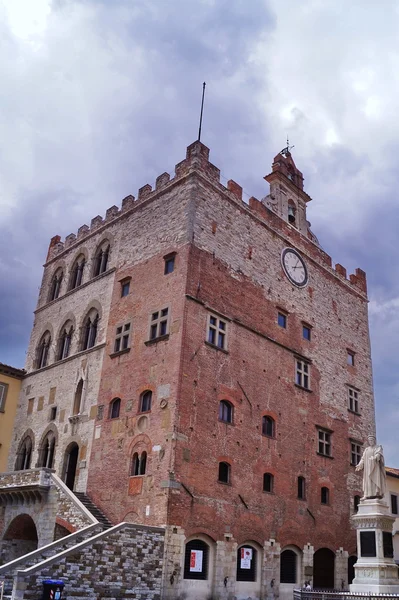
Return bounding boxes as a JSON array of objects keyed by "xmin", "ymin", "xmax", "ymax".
[
  {"xmin": 64, "ymin": 443, "xmax": 79, "ymax": 490},
  {"xmin": 313, "ymin": 548, "xmax": 335, "ymax": 589},
  {"xmin": 348, "ymin": 555, "xmax": 357, "ymax": 584}
]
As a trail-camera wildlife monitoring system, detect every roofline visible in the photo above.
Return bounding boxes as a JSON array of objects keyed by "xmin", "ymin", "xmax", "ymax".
[{"xmin": 0, "ymin": 363, "xmax": 25, "ymax": 379}]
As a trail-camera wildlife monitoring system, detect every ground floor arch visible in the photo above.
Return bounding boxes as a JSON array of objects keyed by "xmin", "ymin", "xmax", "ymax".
[
  {"xmin": 2, "ymin": 514, "xmax": 38, "ymax": 562},
  {"xmin": 313, "ymin": 547, "xmax": 335, "ymax": 589}
]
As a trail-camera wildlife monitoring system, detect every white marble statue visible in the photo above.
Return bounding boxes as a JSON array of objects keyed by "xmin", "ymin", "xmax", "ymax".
[{"xmin": 355, "ymin": 435, "xmax": 386, "ymax": 499}]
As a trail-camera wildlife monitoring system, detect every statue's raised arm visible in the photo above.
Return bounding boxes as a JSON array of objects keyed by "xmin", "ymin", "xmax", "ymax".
[{"xmin": 355, "ymin": 435, "xmax": 386, "ymax": 500}]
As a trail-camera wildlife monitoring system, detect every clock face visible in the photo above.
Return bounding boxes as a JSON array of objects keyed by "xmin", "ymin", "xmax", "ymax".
[{"xmin": 281, "ymin": 248, "xmax": 308, "ymax": 287}]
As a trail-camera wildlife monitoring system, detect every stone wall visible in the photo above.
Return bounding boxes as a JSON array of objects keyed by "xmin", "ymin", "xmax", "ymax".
[{"xmin": 12, "ymin": 523, "xmax": 165, "ymax": 600}]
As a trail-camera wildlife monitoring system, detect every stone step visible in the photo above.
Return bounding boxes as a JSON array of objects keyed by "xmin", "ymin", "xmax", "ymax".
[{"xmin": 74, "ymin": 492, "xmax": 113, "ymax": 528}]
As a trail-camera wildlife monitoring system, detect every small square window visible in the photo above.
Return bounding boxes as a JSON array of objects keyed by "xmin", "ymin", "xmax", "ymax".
[
  {"xmin": 347, "ymin": 351, "xmax": 355, "ymax": 366},
  {"xmin": 303, "ymin": 325, "xmax": 311, "ymax": 341},
  {"xmin": 121, "ymin": 281, "xmax": 130, "ymax": 297},
  {"xmin": 278, "ymin": 313, "xmax": 287, "ymax": 328},
  {"xmin": 164, "ymin": 255, "xmax": 175, "ymax": 275},
  {"xmin": 207, "ymin": 314, "xmax": 228, "ymax": 350}
]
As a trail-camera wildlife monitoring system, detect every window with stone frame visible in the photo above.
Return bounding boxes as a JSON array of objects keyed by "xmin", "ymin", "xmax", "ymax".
[
  {"xmin": 81, "ymin": 311, "xmax": 99, "ymax": 350},
  {"xmin": 207, "ymin": 314, "xmax": 227, "ymax": 350},
  {"xmin": 262, "ymin": 415, "xmax": 275, "ymax": 438},
  {"xmin": 348, "ymin": 387, "xmax": 359, "ymax": 414},
  {"xmin": 0, "ymin": 382, "xmax": 8, "ymax": 412},
  {"xmin": 69, "ymin": 255, "xmax": 85, "ymax": 290},
  {"xmin": 350, "ymin": 441, "xmax": 362, "ymax": 466},
  {"xmin": 149, "ymin": 307, "xmax": 169, "ymax": 341},
  {"xmin": 114, "ymin": 322, "xmax": 131, "ymax": 353},
  {"xmin": 57, "ymin": 323, "xmax": 73, "ymax": 361},
  {"xmin": 131, "ymin": 451, "xmax": 147, "ymax": 476},
  {"xmin": 93, "ymin": 242, "xmax": 110, "ymax": 277},
  {"xmin": 295, "ymin": 358, "xmax": 310, "ymax": 389},
  {"xmin": 139, "ymin": 390, "xmax": 152, "ymax": 413},
  {"xmin": 15, "ymin": 435, "xmax": 33, "ymax": 470},
  {"xmin": 184, "ymin": 539, "xmax": 209, "ymax": 580},
  {"xmin": 318, "ymin": 429, "xmax": 332, "ymax": 457},
  {"xmin": 38, "ymin": 432, "xmax": 56, "ymax": 468},
  {"xmin": 109, "ymin": 397, "xmax": 121, "ymax": 419},
  {"xmin": 48, "ymin": 268, "xmax": 63, "ymax": 302},
  {"xmin": 36, "ymin": 331, "xmax": 52, "ymax": 369}
]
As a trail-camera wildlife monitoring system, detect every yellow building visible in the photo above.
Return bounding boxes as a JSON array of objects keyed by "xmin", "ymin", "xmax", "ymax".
[
  {"xmin": 0, "ymin": 363, "xmax": 24, "ymax": 472},
  {"xmin": 385, "ymin": 467, "xmax": 399, "ymax": 563}
]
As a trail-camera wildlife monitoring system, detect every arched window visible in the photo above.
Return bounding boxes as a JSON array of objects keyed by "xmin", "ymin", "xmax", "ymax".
[
  {"xmin": 288, "ymin": 200, "xmax": 297, "ymax": 226},
  {"xmin": 36, "ymin": 331, "xmax": 51, "ymax": 369},
  {"xmin": 354, "ymin": 495, "xmax": 361, "ymax": 512},
  {"xmin": 15, "ymin": 436, "xmax": 33, "ymax": 470},
  {"xmin": 131, "ymin": 451, "xmax": 147, "ymax": 476},
  {"xmin": 81, "ymin": 311, "xmax": 99, "ymax": 350},
  {"xmin": 110, "ymin": 397, "xmax": 121, "ymax": 419},
  {"xmin": 219, "ymin": 400, "xmax": 233, "ymax": 423},
  {"xmin": 93, "ymin": 243, "xmax": 110, "ymax": 277},
  {"xmin": 49, "ymin": 269, "xmax": 63, "ymax": 302},
  {"xmin": 297, "ymin": 476, "xmax": 306, "ymax": 500},
  {"xmin": 139, "ymin": 390, "xmax": 152, "ymax": 413},
  {"xmin": 218, "ymin": 461, "xmax": 230, "ymax": 484},
  {"xmin": 69, "ymin": 255, "xmax": 85, "ymax": 290},
  {"xmin": 237, "ymin": 545, "xmax": 257, "ymax": 582},
  {"xmin": 57, "ymin": 323, "xmax": 73, "ymax": 360},
  {"xmin": 184, "ymin": 539, "xmax": 209, "ymax": 580},
  {"xmin": 321, "ymin": 486, "xmax": 330, "ymax": 505},
  {"xmin": 262, "ymin": 415, "xmax": 275, "ymax": 438},
  {"xmin": 263, "ymin": 472, "xmax": 274, "ymax": 493},
  {"xmin": 39, "ymin": 433, "xmax": 56, "ymax": 468},
  {"xmin": 73, "ymin": 380, "xmax": 84, "ymax": 415},
  {"xmin": 280, "ymin": 549, "xmax": 297, "ymax": 583}
]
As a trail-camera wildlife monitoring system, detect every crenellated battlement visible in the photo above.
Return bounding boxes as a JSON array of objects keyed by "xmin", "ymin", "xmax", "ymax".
[{"xmin": 44, "ymin": 140, "xmax": 367, "ymax": 295}]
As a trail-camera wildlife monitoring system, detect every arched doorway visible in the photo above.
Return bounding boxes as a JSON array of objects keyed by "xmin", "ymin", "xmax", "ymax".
[
  {"xmin": 63, "ymin": 443, "xmax": 79, "ymax": 490},
  {"xmin": 3, "ymin": 514, "xmax": 38, "ymax": 562},
  {"xmin": 313, "ymin": 548, "xmax": 335, "ymax": 589},
  {"xmin": 348, "ymin": 555, "xmax": 357, "ymax": 584}
]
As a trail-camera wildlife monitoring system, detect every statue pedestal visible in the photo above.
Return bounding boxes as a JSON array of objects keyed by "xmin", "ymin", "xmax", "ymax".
[{"xmin": 350, "ymin": 499, "xmax": 399, "ymax": 594}]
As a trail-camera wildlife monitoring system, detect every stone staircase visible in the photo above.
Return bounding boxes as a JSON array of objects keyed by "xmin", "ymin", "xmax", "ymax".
[{"xmin": 73, "ymin": 492, "xmax": 113, "ymax": 529}]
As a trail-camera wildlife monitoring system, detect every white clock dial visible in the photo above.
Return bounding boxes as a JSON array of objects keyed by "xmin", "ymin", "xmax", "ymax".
[{"xmin": 281, "ymin": 248, "xmax": 308, "ymax": 287}]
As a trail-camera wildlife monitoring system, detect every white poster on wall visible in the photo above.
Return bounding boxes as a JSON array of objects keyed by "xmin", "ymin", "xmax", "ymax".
[
  {"xmin": 190, "ymin": 550, "xmax": 203, "ymax": 572},
  {"xmin": 241, "ymin": 547, "xmax": 252, "ymax": 569}
]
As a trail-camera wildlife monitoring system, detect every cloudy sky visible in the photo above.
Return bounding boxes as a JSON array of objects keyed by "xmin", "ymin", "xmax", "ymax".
[{"xmin": 1, "ymin": 0, "xmax": 398, "ymax": 463}]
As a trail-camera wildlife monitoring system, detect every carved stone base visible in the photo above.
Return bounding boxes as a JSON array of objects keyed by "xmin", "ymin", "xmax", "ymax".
[{"xmin": 350, "ymin": 499, "xmax": 399, "ymax": 594}]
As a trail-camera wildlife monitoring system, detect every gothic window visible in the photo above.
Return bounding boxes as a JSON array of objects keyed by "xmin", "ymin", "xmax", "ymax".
[
  {"xmin": 288, "ymin": 200, "xmax": 297, "ymax": 226},
  {"xmin": 15, "ymin": 435, "xmax": 33, "ymax": 470},
  {"xmin": 321, "ymin": 486, "xmax": 330, "ymax": 505},
  {"xmin": 110, "ymin": 397, "xmax": 121, "ymax": 419},
  {"xmin": 262, "ymin": 416, "xmax": 275, "ymax": 438},
  {"xmin": 236, "ymin": 545, "xmax": 257, "ymax": 582},
  {"xmin": 81, "ymin": 311, "xmax": 99, "ymax": 350},
  {"xmin": 131, "ymin": 451, "xmax": 147, "ymax": 476},
  {"xmin": 57, "ymin": 323, "xmax": 73, "ymax": 360},
  {"xmin": 93, "ymin": 243, "xmax": 110, "ymax": 277},
  {"xmin": 36, "ymin": 331, "xmax": 51, "ymax": 369},
  {"xmin": 139, "ymin": 390, "xmax": 152, "ymax": 413},
  {"xmin": 297, "ymin": 476, "xmax": 306, "ymax": 499},
  {"xmin": 69, "ymin": 255, "xmax": 85, "ymax": 290},
  {"xmin": 218, "ymin": 461, "xmax": 230, "ymax": 484},
  {"xmin": 49, "ymin": 268, "xmax": 63, "ymax": 302},
  {"xmin": 219, "ymin": 400, "xmax": 233, "ymax": 423},
  {"xmin": 184, "ymin": 539, "xmax": 209, "ymax": 580},
  {"xmin": 263, "ymin": 473, "xmax": 274, "ymax": 493},
  {"xmin": 38, "ymin": 433, "xmax": 56, "ymax": 469}
]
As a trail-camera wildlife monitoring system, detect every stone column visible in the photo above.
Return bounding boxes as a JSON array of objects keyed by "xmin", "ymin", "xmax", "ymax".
[
  {"xmin": 350, "ymin": 498, "xmax": 399, "ymax": 593},
  {"xmin": 302, "ymin": 542, "xmax": 314, "ymax": 587},
  {"xmin": 263, "ymin": 538, "xmax": 281, "ymax": 600},
  {"xmin": 161, "ymin": 525, "xmax": 185, "ymax": 600},
  {"xmin": 213, "ymin": 535, "xmax": 237, "ymax": 599},
  {"xmin": 335, "ymin": 547, "xmax": 349, "ymax": 590}
]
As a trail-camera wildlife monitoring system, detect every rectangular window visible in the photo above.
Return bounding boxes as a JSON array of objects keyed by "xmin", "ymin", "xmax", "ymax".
[
  {"xmin": 391, "ymin": 494, "xmax": 398, "ymax": 515},
  {"xmin": 302, "ymin": 325, "xmax": 311, "ymax": 341},
  {"xmin": 351, "ymin": 442, "xmax": 362, "ymax": 466},
  {"xmin": 114, "ymin": 322, "xmax": 131, "ymax": 352},
  {"xmin": 50, "ymin": 406, "xmax": 57, "ymax": 421},
  {"xmin": 348, "ymin": 387, "xmax": 359, "ymax": 413},
  {"xmin": 0, "ymin": 382, "xmax": 8, "ymax": 412},
  {"xmin": 318, "ymin": 429, "xmax": 332, "ymax": 457},
  {"xmin": 347, "ymin": 350, "xmax": 355, "ymax": 366},
  {"xmin": 278, "ymin": 312, "xmax": 287, "ymax": 328},
  {"xmin": 295, "ymin": 359, "xmax": 310, "ymax": 389},
  {"xmin": 164, "ymin": 254, "xmax": 176, "ymax": 275},
  {"xmin": 149, "ymin": 308, "xmax": 169, "ymax": 340},
  {"xmin": 121, "ymin": 281, "xmax": 130, "ymax": 297},
  {"xmin": 207, "ymin": 314, "xmax": 227, "ymax": 350}
]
